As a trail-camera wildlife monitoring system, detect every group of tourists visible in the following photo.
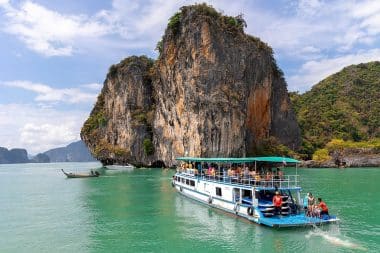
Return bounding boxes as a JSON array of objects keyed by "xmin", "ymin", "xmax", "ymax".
[
  {"xmin": 179, "ymin": 162, "xmax": 285, "ymax": 185},
  {"xmin": 303, "ymin": 192, "xmax": 329, "ymax": 218}
]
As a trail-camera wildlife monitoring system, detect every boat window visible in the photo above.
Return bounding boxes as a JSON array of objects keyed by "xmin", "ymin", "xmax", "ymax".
[
  {"xmin": 258, "ymin": 190, "xmax": 276, "ymax": 201},
  {"xmin": 186, "ymin": 179, "xmax": 190, "ymax": 185},
  {"xmin": 177, "ymin": 177, "xmax": 180, "ymax": 182},
  {"xmin": 242, "ymin": 189, "xmax": 252, "ymax": 198},
  {"xmin": 190, "ymin": 180, "xmax": 195, "ymax": 186},
  {"xmin": 216, "ymin": 187, "xmax": 222, "ymax": 196},
  {"xmin": 181, "ymin": 178, "xmax": 185, "ymax": 183}
]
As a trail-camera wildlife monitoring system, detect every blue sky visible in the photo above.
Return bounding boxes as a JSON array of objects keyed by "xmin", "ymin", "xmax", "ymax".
[{"xmin": 1, "ymin": 0, "xmax": 380, "ymax": 154}]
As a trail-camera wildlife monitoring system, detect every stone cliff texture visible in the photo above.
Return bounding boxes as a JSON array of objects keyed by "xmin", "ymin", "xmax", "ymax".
[
  {"xmin": 81, "ymin": 4, "xmax": 301, "ymax": 166},
  {"xmin": 81, "ymin": 56, "xmax": 155, "ymax": 166}
]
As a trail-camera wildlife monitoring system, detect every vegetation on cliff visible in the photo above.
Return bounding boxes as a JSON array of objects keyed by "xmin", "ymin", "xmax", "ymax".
[
  {"xmin": 81, "ymin": 55, "xmax": 155, "ymax": 165},
  {"xmin": 290, "ymin": 61, "xmax": 380, "ymax": 159}
]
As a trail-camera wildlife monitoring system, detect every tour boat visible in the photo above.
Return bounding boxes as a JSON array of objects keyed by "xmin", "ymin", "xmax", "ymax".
[{"xmin": 172, "ymin": 157, "xmax": 339, "ymax": 228}]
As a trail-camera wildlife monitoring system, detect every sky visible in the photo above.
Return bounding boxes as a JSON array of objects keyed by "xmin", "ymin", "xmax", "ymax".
[{"xmin": 0, "ymin": 0, "xmax": 380, "ymax": 154}]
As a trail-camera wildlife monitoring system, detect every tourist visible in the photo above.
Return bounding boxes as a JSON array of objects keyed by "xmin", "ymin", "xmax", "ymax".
[
  {"xmin": 265, "ymin": 170, "xmax": 272, "ymax": 186},
  {"xmin": 276, "ymin": 167, "xmax": 284, "ymax": 180},
  {"xmin": 303, "ymin": 193, "xmax": 309, "ymax": 213},
  {"xmin": 307, "ymin": 193, "xmax": 316, "ymax": 216},
  {"xmin": 317, "ymin": 198, "xmax": 329, "ymax": 217},
  {"xmin": 255, "ymin": 174, "xmax": 261, "ymax": 186},
  {"xmin": 243, "ymin": 167, "xmax": 249, "ymax": 178},
  {"xmin": 273, "ymin": 191, "xmax": 282, "ymax": 215}
]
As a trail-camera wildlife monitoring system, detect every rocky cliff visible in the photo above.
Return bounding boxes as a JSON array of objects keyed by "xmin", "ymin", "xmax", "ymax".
[{"xmin": 81, "ymin": 4, "xmax": 301, "ymax": 167}]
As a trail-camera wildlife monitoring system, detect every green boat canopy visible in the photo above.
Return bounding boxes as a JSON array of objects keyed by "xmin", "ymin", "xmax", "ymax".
[{"xmin": 175, "ymin": 156, "xmax": 299, "ymax": 163}]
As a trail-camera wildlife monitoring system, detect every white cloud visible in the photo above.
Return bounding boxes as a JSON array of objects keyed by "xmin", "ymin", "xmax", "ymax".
[
  {"xmin": 0, "ymin": 103, "xmax": 88, "ymax": 154},
  {"xmin": 2, "ymin": 80, "xmax": 98, "ymax": 104},
  {"xmin": 80, "ymin": 83, "xmax": 103, "ymax": 91},
  {"xmin": 0, "ymin": 0, "xmax": 9, "ymax": 6},
  {"xmin": 1, "ymin": 1, "xmax": 110, "ymax": 56},
  {"xmin": 288, "ymin": 49, "xmax": 380, "ymax": 92},
  {"xmin": 0, "ymin": 0, "xmax": 248, "ymax": 57},
  {"xmin": 20, "ymin": 122, "xmax": 77, "ymax": 148}
]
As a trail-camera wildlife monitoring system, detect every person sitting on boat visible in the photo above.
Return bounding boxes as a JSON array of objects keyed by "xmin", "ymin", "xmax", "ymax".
[
  {"xmin": 317, "ymin": 198, "xmax": 329, "ymax": 217},
  {"xmin": 265, "ymin": 170, "xmax": 272, "ymax": 186},
  {"xmin": 273, "ymin": 191, "xmax": 282, "ymax": 215},
  {"xmin": 207, "ymin": 166, "xmax": 215, "ymax": 177},
  {"xmin": 243, "ymin": 167, "xmax": 249, "ymax": 178},
  {"xmin": 254, "ymin": 174, "xmax": 261, "ymax": 186},
  {"xmin": 275, "ymin": 167, "xmax": 284, "ymax": 180}
]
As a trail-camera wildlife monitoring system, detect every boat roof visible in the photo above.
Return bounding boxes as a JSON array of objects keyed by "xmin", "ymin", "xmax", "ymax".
[{"xmin": 175, "ymin": 156, "xmax": 299, "ymax": 163}]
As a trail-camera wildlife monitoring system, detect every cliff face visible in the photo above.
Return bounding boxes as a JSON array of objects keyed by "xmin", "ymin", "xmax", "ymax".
[
  {"xmin": 81, "ymin": 56, "xmax": 155, "ymax": 166},
  {"xmin": 81, "ymin": 4, "xmax": 301, "ymax": 166}
]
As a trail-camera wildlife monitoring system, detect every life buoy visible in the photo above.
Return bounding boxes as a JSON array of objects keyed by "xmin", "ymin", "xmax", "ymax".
[
  {"xmin": 247, "ymin": 206, "xmax": 254, "ymax": 216},
  {"xmin": 208, "ymin": 196, "xmax": 213, "ymax": 204}
]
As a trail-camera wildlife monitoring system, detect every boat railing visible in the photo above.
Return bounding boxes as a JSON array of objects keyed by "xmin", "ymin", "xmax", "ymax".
[{"xmin": 176, "ymin": 168, "xmax": 299, "ymax": 188}]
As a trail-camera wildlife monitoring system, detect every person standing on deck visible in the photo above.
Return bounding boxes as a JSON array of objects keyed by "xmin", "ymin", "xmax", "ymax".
[
  {"xmin": 307, "ymin": 193, "xmax": 316, "ymax": 216},
  {"xmin": 273, "ymin": 191, "xmax": 282, "ymax": 215},
  {"xmin": 303, "ymin": 193, "xmax": 309, "ymax": 214}
]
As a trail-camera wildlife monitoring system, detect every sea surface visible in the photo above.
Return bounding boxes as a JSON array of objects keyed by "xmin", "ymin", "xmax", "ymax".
[{"xmin": 0, "ymin": 162, "xmax": 379, "ymax": 253}]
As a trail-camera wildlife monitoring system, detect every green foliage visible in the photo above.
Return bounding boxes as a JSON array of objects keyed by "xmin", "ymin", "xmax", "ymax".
[
  {"xmin": 326, "ymin": 138, "xmax": 380, "ymax": 151},
  {"xmin": 114, "ymin": 147, "xmax": 128, "ymax": 157},
  {"xmin": 252, "ymin": 137, "xmax": 296, "ymax": 157},
  {"xmin": 312, "ymin": 149, "xmax": 331, "ymax": 161},
  {"xmin": 168, "ymin": 11, "xmax": 182, "ymax": 34},
  {"xmin": 226, "ymin": 16, "xmax": 238, "ymax": 26},
  {"xmin": 187, "ymin": 3, "xmax": 219, "ymax": 18},
  {"xmin": 108, "ymin": 64, "xmax": 118, "ymax": 77},
  {"xmin": 155, "ymin": 39, "xmax": 163, "ymax": 55},
  {"xmin": 166, "ymin": 4, "xmax": 247, "ymax": 36},
  {"xmin": 94, "ymin": 139, "xmax": 129, "ymax": 159},
  {"xmin": 143, "ymin": 138, "xmax": 154, "ymax": 156},
  {"xmin": 81, "ymin": 93, "xmax": 107, "ymax": 135},
  {"xmin": 222, "ymin": 14, "xmax": 247, "ymax": 30},
  {"xmin": 291, "ymin": 61, "xmax": 380, "ymax": 157}
]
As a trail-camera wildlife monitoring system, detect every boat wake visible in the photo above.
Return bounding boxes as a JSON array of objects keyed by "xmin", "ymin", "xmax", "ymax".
[{"xmin": 305, "ymin": 225, "xmax": 367, "ymax": 251}]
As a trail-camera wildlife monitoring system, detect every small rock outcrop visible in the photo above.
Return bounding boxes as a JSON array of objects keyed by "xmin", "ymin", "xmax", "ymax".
[{"xmin": 81, "ymin": 4, "xmax": 301, "ymax": 167}]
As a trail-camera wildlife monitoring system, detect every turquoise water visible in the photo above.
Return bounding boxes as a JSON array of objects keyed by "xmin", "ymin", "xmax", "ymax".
[{"xmin": 0, "ymin": 163, "xmax": 379, "ymax": 252}]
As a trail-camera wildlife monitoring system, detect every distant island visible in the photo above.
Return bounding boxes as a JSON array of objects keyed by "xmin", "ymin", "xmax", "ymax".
[{"xmin": 0, "ymin": 140, "xmax": 95, "ymax": 164}]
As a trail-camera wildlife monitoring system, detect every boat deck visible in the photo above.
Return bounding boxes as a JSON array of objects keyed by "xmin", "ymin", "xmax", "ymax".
[{"xmin": 259, "ymin": 214, "xmax": 339, "ymax": 228}]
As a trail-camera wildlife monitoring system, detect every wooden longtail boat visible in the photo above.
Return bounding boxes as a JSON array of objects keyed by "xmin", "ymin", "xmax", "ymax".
[{"xmin": 61, "ymin": 169, "xmax": 99, "ymax": 178}]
